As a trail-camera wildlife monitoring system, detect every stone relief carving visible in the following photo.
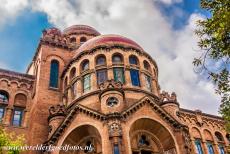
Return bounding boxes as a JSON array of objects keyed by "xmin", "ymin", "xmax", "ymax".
[
  {"xmin": 160, "ymin": 91, "xmax": 177, "ymax": 102},
  {"xmin": 99, "ymin": 79, "xmax": 123, "ymax": 91},
  {"xmin": 108, "ymin": 121, "xmax": 122, "ymax": 137},
  {"xmin": 48, "ymin": 104, "xmax": 66, "ymax": 119}
]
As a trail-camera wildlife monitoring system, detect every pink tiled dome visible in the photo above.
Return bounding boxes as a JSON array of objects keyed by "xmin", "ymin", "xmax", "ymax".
[
  {"xmin": 63, "ymin": 25, "xmax": 100, "ymax": 36},
  {"xmin": 74, "ymin": 34, "xmax": 143, "ymax": 57}
]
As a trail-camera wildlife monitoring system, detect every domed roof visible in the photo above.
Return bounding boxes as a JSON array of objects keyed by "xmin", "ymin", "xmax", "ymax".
[
  {"xmin": 75, "ymin": 34, "xmax": 143, "ymax": 57},
  {"xmin": 63, "ymin": 25, "xmax": 100, "ymax": 36}
]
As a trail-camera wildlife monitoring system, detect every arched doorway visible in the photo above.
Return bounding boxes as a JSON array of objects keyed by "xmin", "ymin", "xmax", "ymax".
[
  {"xmin": 61, "ymin": 125, "xmax": 102, "ymax": 154},
  {"xmin": 129, "ymin": 118, "xmax": 177, "ymax": 154}
]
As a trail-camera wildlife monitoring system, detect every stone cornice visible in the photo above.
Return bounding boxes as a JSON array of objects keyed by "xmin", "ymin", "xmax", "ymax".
[
  {"xmin": 0, "ymin": 68, "xmax": 35, "ymax": 85},
  {"xmin": 177, "ymin": 109, "xmax": 225, "ymax": 129},
  {"xmin": 179, "ymin": 108, "xmax": 224, "ymax": 120}
]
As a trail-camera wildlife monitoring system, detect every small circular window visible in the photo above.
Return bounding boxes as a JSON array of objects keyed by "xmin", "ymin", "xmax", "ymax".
[{"xmin": 106, "ymin": 97, "xmax": 119, "ymax": 107}]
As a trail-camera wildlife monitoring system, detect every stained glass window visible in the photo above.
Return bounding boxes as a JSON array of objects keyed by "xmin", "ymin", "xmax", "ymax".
[
  {"xmin": 97, "ymin": 69, "xmax": 107, "ymax": 84},
  {"xmin": 0, "ymin": 107, "xmax": 4, "ymax": 123},
  {"xmin": 49, "ymin": 60, "xmax": 59, "ymax": 88},
  {"xmin": 114, "ymin": 144, "xmax": 120, "ymax": 154},
  {"xmin": 195, "ymin": 139, "xmax": 203, "ymax": 154},
  {"xmin": 144, "ymin": 74, "xmax": 152, "ymax": 91},
  {"xmin": 130, "ymin": 69, "xmax": 140, "ymax": 86},
  {"xmin": 0, "ymin": 91, "xmax": 8, "ymax": 103},
  {"xmin": 82, "ymin": 60, "xmax": 89, "ymax": 71},
  {"xmin": 112, "ymin": 54, "xmax": 123, "ymax": 63},
  {"xmin": 96, "ymin": 56, "xmax": 106, "ymax": 65},
  {"xmin": 219, "ymin": 145, "xmax": 225, "ymax": 154},
  {"xmin": 12, "ymin": 108, "xmax": 23, "ymax": 126},
  {"xmin": 129, "ymin": 55, "xmax": 138, "ymax": 65},
  {"xmin": 206, "ymin": 142, "xmax": 214, "ymax": 154},
  {"xmin": 83, "ymin": 74, "xmax": 91, "ymax": 93},
  {"xmin": 113, "ymin": 68, "xmax": 125, "ymax": 84}
]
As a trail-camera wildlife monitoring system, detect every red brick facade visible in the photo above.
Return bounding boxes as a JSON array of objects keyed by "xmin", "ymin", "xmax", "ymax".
[{"xmin": 0, "ymin": 25, "xmax": 229, "ymax": 154}]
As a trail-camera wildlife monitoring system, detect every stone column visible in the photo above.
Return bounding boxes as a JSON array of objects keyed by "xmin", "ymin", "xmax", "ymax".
[
  {"xmin": 91, "ymin": 72, "xmax": 97, "ymax": 91},
  {"xmin": 67, "ymin": 88, "xmax": 72, "ymax": 105},
  {"xmin": 107, "ymin": 68, "xmax": 113, "ymax": 80},
  {"xmin": 190, "ymin": 138, "xmax": 197, "ymax": 154},
  {"xmin": 125, "ymin": 68, "xmax": 131, "ymax": 87},
  {"xmin": 76, "ymin": 78, "xmax": 82, "ymax": 97},
  {"xmin": 213, "ymin": 142, "xmax": 220, "ymax": 154},
  {"xmin": 140, "ymin": 72, "xmax": 146, "ymax": 90},
  {"xmin": 22, "ymin": 110, "xmax": 29, "ymax": 127},
  {"xmin": 202, "ymin": 140, "xmax": 209, "ymax": 154},
  {"xmin": 4, "ymin": 106, "xmax": 13, "ymax": 125},
  {"xmin": 152, "ymin": 79, "xmax": 159, "ymax": 95}
]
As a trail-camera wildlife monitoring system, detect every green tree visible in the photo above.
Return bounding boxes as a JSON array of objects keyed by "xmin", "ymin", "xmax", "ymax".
[
  {"xmin": 193, "ymin": 0, "xmax": 230, "ymax": 131},
  {"xmin": 0, "ymin": 128, "xmax": 25, "ymax": 154}
]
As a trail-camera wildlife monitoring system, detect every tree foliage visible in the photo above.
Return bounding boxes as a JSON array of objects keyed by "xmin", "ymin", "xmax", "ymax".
[
  {"xmin": 0, "ymin": 128, "xmax": 25, "ymax": 154},
  {"xmin": 194, "ymin": 0, "xmax": 230, "ymax": 131}
]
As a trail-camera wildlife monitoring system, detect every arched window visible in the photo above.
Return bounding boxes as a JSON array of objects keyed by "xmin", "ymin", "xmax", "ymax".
[
  {"xmin": 227, "ymin": 134, "xmax": 230, "ymax": 142},
  {"xmin": 83, "ymin": 74, "xmax": 91, "ymax": 93},
  {"xmin": 12, "ymin": 107, "xmax": 24, "ymax": 127},
  {"xmin": 113, "ymin": 67, "xmax": 125, "ymax": 84},
  {"xmin": 215, "ymin": 132, "xmax": 225, "ymax": 154},
  {"xmin": 204, "ymin": 130, "xmax": 214, "ymax": 154},
  {"xmin": 14, "ymin": 93, "xmax": 27, "ymax": 107},
  {"xmin": 129, "ymin": 55, "xmax": 139, "ymax": 65},
  {"xmin": 70, "ymin": 37, "xmax": 76, "ymax": 43},
  {"xmin": 96, "ymin": 55, "xmax": 106, "ymax": 66},
  {"xmin": 143, "ymin": 60, "xmax": 150, "ymax": 71},
  {"xmin": 70, "ymin": 67, "xmax": 76, "ymax": 81},
  {"xmin": 215, "ymin": 132, "xmax": 224, "ymax": 142},
  {"xmin": 130, "ymin": 69, "xmax": 140, "ymax": 86},
  {"xmin": 112, "ymin": 54, "xmax": 123, "ymax": 63},
  {"xmin": 81, "ymin": 60, "xmax": 89, "ymax": 72},
  {"xmin": 0, "ymin": 107, "xmax": 4, "ymax": 123},
  {"xmin": 97, "ymin": 69, "xmax": 108, "ymax": 85},
  {"xmin": 144, "ymin": 74, "xmax": 152, "ymax": 91},
  {"xmin": 0, "ymin": 90, "xmax": 9, "ymax": 103},
  {"xmin": 49, "ymin": 60, "xmax": 59, "ymax": 88},
  {"xmin": 80, "ymin": 37, "xmax": 87, "ymax": 44}
]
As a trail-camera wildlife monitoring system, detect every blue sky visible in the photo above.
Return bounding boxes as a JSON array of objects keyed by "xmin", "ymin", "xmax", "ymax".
[
  {"xmin": 0, "ymin": 0, "xmax": 220, "ymax": 115},
  {"xmin": 0, "ymin": 11, "xmax": 51, "ymax": 71}
]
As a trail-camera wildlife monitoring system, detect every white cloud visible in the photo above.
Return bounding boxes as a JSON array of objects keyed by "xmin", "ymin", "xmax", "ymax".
[
  {"xmin": 0, "ymin": 0, "xmax": 221, "ymax": 115},
  {"xmin": 155, "ymin": 0, "xmax": 182, "ymax": 5},
  {"xmin": 0, "ymin": 62, "xmax": 6, "ymax": 68},
  {"xmin": 0, "ymin": 0, "xmax": 28, "ymax": 28}
]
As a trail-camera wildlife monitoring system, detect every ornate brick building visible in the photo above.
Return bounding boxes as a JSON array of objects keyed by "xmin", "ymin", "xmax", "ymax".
[{"xmin": 0, "ymin": 25, "xmax": 229, "ymax": 154}]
